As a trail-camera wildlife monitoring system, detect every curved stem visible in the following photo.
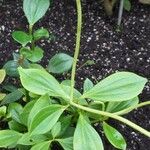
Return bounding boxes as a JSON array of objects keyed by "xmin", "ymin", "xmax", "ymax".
[
  {"xmin": 70, "ymin": 101, "xmax": 150, "ymax": 137},
  {"xmin": 70, "ymin": 0, "xmax": 82, "ymax": 101},
  {"xmin": 114, "ymin": 101, "xmax": 150, "ymax": 115}
]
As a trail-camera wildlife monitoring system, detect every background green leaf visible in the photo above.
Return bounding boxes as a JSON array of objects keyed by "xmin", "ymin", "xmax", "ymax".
[
  {"xmin": 51, "ymin": 122, "xmax": 61, "ymax": 138},
  {"xmin": 23, "ymin": 0, "xmax": 50, "ymax": 25},
  {"xmin": 33, "ymin": 28, "xmax": 49, "ymax": 40},
  {"xmin": 0, "ymin": 69, "xmax": 6, "ymax": 84},
  {"xmin": 124, "ymin": 0, "xmax": 131, "ymax": 11},
  {"xmin": 57, "ymin": 137, "xmax": 73, "ymax": 150},
  {"xmin": 103, "ymin": 122, "xmax": 126, "ymax": 150},
  {"xmin": 106, "ymin": 97, "xmax": 139, "ymax": 113},
  {"xmin": 47, "ymin": 53, "xmax": 73, "ymax": 74},
  {"xmin": 12, "ymin": 31, "xmax": 32, "ymax": 46},
  {"xmin": 0, "ymin": 130, "xmax": 22, "ymax": 148},
  {"xmin": 83, "ymin": 78, "xmax": 94, "ymax": 93}
]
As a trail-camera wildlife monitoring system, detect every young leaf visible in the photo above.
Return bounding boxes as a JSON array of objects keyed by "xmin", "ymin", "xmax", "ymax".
[
  {"xmin": 124, "ymin": 0, "xmax": 131, "ymax": 11},
  {"xmin": 12, "ymin": 31, "xmax": 32, "ymax": 46},
  {"xmin": 106, "ymin": 97, "xmax": 139, "ymax": 113},
  {"xmin": 82, "ymin": 72, "xmax": 147, "ymax": 102},
  {"xmin": 57, "ymin": 137, "xmax": 73, "ymax": 150},
  {"xmin": 30, "ymin": 141, "xmax": 50, "ymax": 150},
  {"xmin": 0, "ymin": 130, "xmax": 22, "ymax": 148},
  {"xmin": 0, "ymin": 69, "xmax": 6, "ymax": 84},
  {"xmin": 83, "ymin": 78, "xmax": 94, "ymax": 93},
  {"xmin": 103, "ymin": 122, "xmax": 126, "ymax": 150},
  {"xmin": 23, "ymin": 0, "xmax": 50, "ymax": 25},
  {"xmin": 73, "ymin": 114, "xmax": 104, "ymax": 150},
  {"xmin": 29, "ymin": 105, "xmax": 65, "ymax": 135},
  {"xmin": 28, "ymin": 94, "xmax": 51, "ymax": 127},
  {"xmin": 0, "ymin": 106, "xmax": 6, "ymax": 118},
  {"xmin": 18, "ymin": 67, "xmax": 68, "ymax": 99},
  {"xmin": 47, "ymin": 53, "xmax": 73, "ymax": 74},
  {"xmin": 8, "ymin": 120, "xmax": 26, "ymax": 132},
  {"xmin": 7, "ymin": 103, "xmax": 23, "ymax": 123},
  {"xmin": 33, "ymin": 28, "xmax": 49, "ymax": 41},
  {"xmin": 51, "ymin": 122, "xmax": 61, "ymax": 138},
  {"xmin": 28, "ymin": 47, "xmax": 44, "ymax": 62},
  {"xmin": 0, "ymin": 89, "xmax": 23, "ymax": 105},
  {"xmin": 3, "ymin": 60, "xmax": 19, "ymax": 77},
  {"xmin": 0, "ymin": 93, "xmax": 6, "ymax": 101}
]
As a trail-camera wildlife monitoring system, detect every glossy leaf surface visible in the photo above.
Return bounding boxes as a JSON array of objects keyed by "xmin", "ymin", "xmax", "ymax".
[
  {"xmin": 33, "ymin": 28, "xmax": 49, "ymax": 40},
  {"xmin": 47, "ymin": 53, "xmax": 73, "ymax": 74},
  {"xmin": 73, "ymin": 114, "xmax": 104, "ymax": 150},
  {"xmin": 82, "ymin": 72, "xmax": 147, "ymax": 102},
  {"xmin": 103, "ymin": 122, "xmax": 126, "ymax": 150}
]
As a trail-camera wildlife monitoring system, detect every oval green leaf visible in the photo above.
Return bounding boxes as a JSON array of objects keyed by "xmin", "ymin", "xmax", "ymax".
[
  {"xmin": 3, "ymin": 60, "xmax": 19, "ymax": 77},
  {"xmin": 31, "ymin": 141, "xmax": 50, "ymax": 150},
  {"xmin": 12, "ymin": 31, "xmax": 32, "ymax": 46},
  {"xmin": 82, "ymin": 72, "xmax": 147, "ymax": 102},
  {"xmin": 23, "ymin": 0, "xmax": 50, "ymax": 25},
  {"xmin": 106, "ymin": 97, "xmax": 139, "ymax": 113},
  {"xmin": 0, "ymin": 130, "xmax": 22, "ymax": 148},
  {"xmin": 83, "ymin": 78, "xmax": 94, "ymax": 93},
  {"xmin": 47, "ymin": 53, "xmax": 73, "ymax": 74},
  {"xmin": 103, "ymin": 122, "xmax": 126, "ymax": 150},
  {"xmin": 33, "ymin": 28, "xmax": 49, "ymax": 41},
  {"xmin": 29, "ymin": 105, "xmax": 65, "ymax": 135},
  {"xmin": 73, "ymin": 114, "xmax": 104, "ymax": 150},
  {"xmin": 0, "ymin": 69, "xmax": 6, "ymax": 84},
  {"xmin": 18, "ymin": 67, "xmax": 68, "ymax": 99}
]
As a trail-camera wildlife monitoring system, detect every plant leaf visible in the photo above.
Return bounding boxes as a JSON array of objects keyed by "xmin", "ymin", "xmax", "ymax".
[
  {"xmin": 28, "ymin": 94, "xmax": 51, "ymax": 127},
  {"xmin": 0, "ymin": 93, "xmax": 6, "ymax": 101},
  {"xmin": 12, "ymin": 31, "xmax": 32, "ymax": 46},
  {"xmin": 28, "ymin": 47, "xmax": 44, "ymax": 62},
  {"xmin": 0, "ymin": 106, "xmax": 6, "ymax": 118},
  {"xmin": 23, "ymin": 0, "xmax": 50, "ymax": 25},
  {"xmin": 19, "ymin": 100, "xmax": 36, "ymax": 126},
  {"xmin": 33, "ymin": 28, "xmax": 49, "ymax": 41},
  {"xmin": 124, "ymin": 0, "xmax": 131, "ymax": 11},
  {"xmin": 18, "ymin": 67, "xmax": 68, "ymax": 99},
  {"xmin": 57, "ymin": 137, "xmax": 73, "ymax": 150},
  {"xmin": 47, "ymin": 53, "xmax": 73, "ymax": 74},
  {"xmin": 29, "ymin": 105, "xmax": 65, "ymax": 135},
  {"xmin": 0, "ymin": 69, "xmax": 6, "ymax": 84},
  {"xmin": 3, "ymin": 60, "xmax": 19, "ymax": 77},
  {"xmin": 0, "ymin": 130, "xmax": 22, "ymax": 148},
  {"xmin": 73, "ymin": 114, "xmax": 104, "ymax": 150},
  {"xmin": 51, "ymin": 122, "xmax": 61, "ymax": 138},
  {"xmin": 103, "ymin": 122, "xmax": 126, "ymax": 150},
  {"xmin": 7, "ymin": 103, "xmax": 23, "ymax": 123},
  {"xmin": 106, "ymin": 97, "xmax": 139, "ymax": 113},
  {"xmin": 0, "ymin": 89, "xmax": 23, "ymax": 105},
  {"xmin": 31, "ymin": 141, "xmax": 50, "ymax": 150},
  {"xmin": 82, "ymin": 72, "xmax": 147, "ymax": 102},
  {"xmin": 83, "ymin": 78, "xmax": 94, "ymax": 93}
]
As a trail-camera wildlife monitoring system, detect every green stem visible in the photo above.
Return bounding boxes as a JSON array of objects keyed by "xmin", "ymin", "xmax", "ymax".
[
  {"xmin": 29, "ymin": 24, "xmax": 35, "ymax": 50},
  {"xmin": 114, "ymin": 101, "xmax": 150, "ymax": 115},
  {"xmin": 70, "ymin": 0, "xmax": 82, "ymax": 101},
  {"xmin": 70, "ymin": 101, "xmax": 150, "ymax": 137}
]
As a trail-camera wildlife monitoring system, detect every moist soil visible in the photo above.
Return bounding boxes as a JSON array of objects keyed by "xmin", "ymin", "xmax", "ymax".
[{"xmin": 0, "ymin": 0, "xmax": 150, "ymax": 149}]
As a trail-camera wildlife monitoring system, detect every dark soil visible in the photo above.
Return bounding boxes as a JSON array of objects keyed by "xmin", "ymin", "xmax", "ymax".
[{"xmin": 0, "ymin": 0, "xmax": 150, "ymax": 149}]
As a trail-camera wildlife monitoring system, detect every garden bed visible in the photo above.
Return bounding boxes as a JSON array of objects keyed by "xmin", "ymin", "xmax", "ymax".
[{"xmin": 0, "ymin": 0, "xmax": 150, "ymax": 149}]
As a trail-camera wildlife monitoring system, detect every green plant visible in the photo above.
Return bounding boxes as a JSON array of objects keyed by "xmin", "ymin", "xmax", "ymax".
[
  {"xmin": 0, "ymin": 0, "xmax": 150, "ymax": 150},
  {"xmin": 3, "ymin": 0, "xmax": 73, "ymax": 77}
]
